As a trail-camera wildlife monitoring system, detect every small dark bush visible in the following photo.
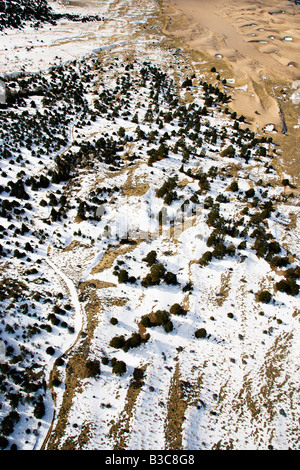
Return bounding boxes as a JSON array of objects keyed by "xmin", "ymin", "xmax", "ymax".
[
  {"xmin": 229, "ymin": 181, "xmax": 239, "ymax": 192},
  {"xmin": 155, "ymin": 310, "xmax": 171, "ymax": 326},
  {"xmin": 195, "ymin": 328, "xmax": 207, "ymax": 339},
  {"xmin": 118, "ymin": 269, "xmax": 129, "ymax": 284},
  {"xmin": 123, "ymin": 332, "xmax": 144, "ymax": 352},
  {"xmin": 212, "ymin": 242, "xmax": 227, "ymax": 259},
  {"xmin": 86, "ymin": 359, "xmax": 101, "ymax": 377},
  {"xmin": 150, "ymin": 263, "xmax": 166, "ymax": 284},
  {"xmin": 112, "ymin": 360, "xmax": 127, "ymax": 376},
  {"xmin": 164, "ymin": 271, "xmax": 178, "ymax": 285},
  {"xmin": 276, "ymin": 279, "xmax": 299, "ymax": 296},
  {"xmin": 164, "ymin": 320, "xmax": 174, "ymax": 333},
  {"xmin": 140, "ymin": 315, "xmax": 152, "ymax": 328},
  {"xmin": 199, "ymin": 251, "xmax": 212, "ymax": 266},
  {"xmin": 141, "ymin": 273, "xmax": 154, "ymax": 288},
  {"xmin": 170, "ymin": 303, "xmax": 186, "ymax": 316},
  {"xmin": 0, "ymin": 416, "xmax": 14, "ymax": 436},
  {"xmin": 245, "ymin": 188, "xmax": 255, "ymax": 199},
  {"xmin": 258, "ymin": 290, "xmax": 272, "ymax": 304},
  {"xmin": 46, "ymin": 346, "xmax": 55, "ymax": 355},
  {"xmin": 0, "ymin": 435, "xmax": 8, "ymax": 449},
  {"xmin": 143, "ymin": 250, "xmax": 157, "ymax": 266},
  {"xmin": 33, "ymin": 399, "xmax": 45, "ymax": 420},
  {"xmin": 109, "ymin": 335, "xmax": 126, "ymax": 349},
  {"xmin": 270, "ymin": 256, "xmax": 289, "ymax": 268},
  {"xmin": 182, "ymin": 282, "xmax": 193, "ymax": 292}
]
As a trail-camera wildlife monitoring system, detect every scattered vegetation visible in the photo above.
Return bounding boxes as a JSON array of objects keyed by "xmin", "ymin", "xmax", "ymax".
[
  {"xmin": 0, "ymin": 43, "xmax": 298, "ymax": 450},
  {"xmin": 0, "ymin": 0, "xmax": 104, "ymax": 31}
]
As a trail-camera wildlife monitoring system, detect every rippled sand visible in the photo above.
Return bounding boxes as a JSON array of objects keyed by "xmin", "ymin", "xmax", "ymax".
[{"xmin": 161, "ymin": 0, "xmax": 300, "ymax": 185}]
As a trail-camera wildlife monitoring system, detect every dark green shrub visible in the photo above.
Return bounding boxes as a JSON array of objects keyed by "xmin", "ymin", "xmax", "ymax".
[
  {"xmin": 207, "ymin": 229, "xmax": 223, "ymax": 248},
  {"xmin": 123, "ymin": 332, "xmax": 144, "ymax": 352},
  {"xmin": 164, "ymin": 191, "xmax": 177, "ymax": 205},
  {"xmin": 199, "ymin": 251, "xmax": 212, "ymax": 266},
  {"xmin": 164, "ymin": 321, "xmax": 174, "ymax": 333},
  {"xmin": 140, "ymin": 315, "xmax": 152, "ymax": 328},
  {"xmin": 150, "ymin": 263, "xmax": 166, "ymax": 284},
  {"xmin": 229, "ymin": 181, "xmax": 239, "ymax": 192},
  {"xmin": 226, "ymin": 244, "xmax": 236, "ymax": 257},
  {"xmin": 110, "ymin": 317, "xmax": 118, "ymax": 325},
  {"xmin": 133, "ymin": 368, "xmax": 144, "ymax": 382},
  {"xmin": 48, "ymin": 313, "xmax": 60, "ymax": 326},
  {"xmin": 204, "ymin": 196, "xmax": 214, "ymax": 209},
  {"xmin": 282, "ymin": 178, "xmax": 290, "ymax": 187},
  {"xmin": 52, "ymin": 377, "xmax": 62, "ymax": 387},
  {"xmin": 206, "ymin": 206, "xmax": 221, "ymax": 227},
  {"xmin": 112, "ymin": 360, "xmax": 127, "ymax": 376},
  {"xmin": 182, "ymin": 282, "xmax": 193, "ymax": 292},
  {"xmin": 143, "ymin": 250, "xmax": 157, "ymax": 266},
  {"xmin": 109, "ymin": 335, "xmax": 126, "ymax": 349},
  {"xmin": 141, "ymin": 273, "xmax": 154, "ymax": 288},
  {"xmin": 245, "ymin": 188, "xmax": 255, "ymax": 199},
  {"xmin": 170, "ymin": 303, "xmax": 186, "ymax": 316},
  {"xmin": 155, "ymin": 310, "xmax": 171, "ymax": 326},
  {"xmin": 253, "ymin": 237, "xmax": 268, "ymax": 258},
  {"xmin": 0, "ymin": 416, "xmax": 14, "ymax": 436},
  {"xmin": 212, "ymin": 242, "xmax": 227, "ymax": 259},
  {"xmin": 270, "ymin": 256, "xmax": 289, "ymax": 268},
  {"xmin": 46, "ymin": 346, "xmax": 55, "ymax": 355},
  {"xmin": 285, "ymin": 267, "xmax": 300, "ymax": 279},
  {"xmin": 276, "ymin": 279, "xmax": 299, "ymax": 296},
  {"xmin": 195, "ymin": 328, "xmax": 207, "ymax": 339},
  {"xmin": 258, "ymin": 290, "xmax": 272, "ymax": 304},
  {"xmin": 221, "ymin": 145, "xmax": 235, "ymax": 158},
  {"xmin": 164, "ymin": 271, "xmax": 178, "ymax": 285},
  {"xmin": 33, "ymin": 398, "xmax": 45, "ymax": 420},
  {"xmin": 268, "ymin": 240, "xmax": 281, "ymax": 256},
  {"xmin": 56, "ymin": 357, "xmax": 65, "ymax": 366},
  {"xmin": 118, "ymin": 269, "xmax": 129, "ymax": 284},
  {"xmin": 156, "ymin": 176, "xmax": 178, "ymax": 199},
  {"xmin": 0, "ymin": 435, "xmax": 8, "ymax": 449},
  {"xmin": 238, "ymin": 240, "xmax": 247, "ymax": 250},
  {"xmin": 86, "ymin": 359, "xmax": 101, "ymax": 377}
]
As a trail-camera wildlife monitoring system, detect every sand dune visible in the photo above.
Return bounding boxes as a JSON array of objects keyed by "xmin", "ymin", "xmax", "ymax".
[
  {"xmin": 166, "ymin": 0, "xmax": 299, "ymax": 80},
  {"xmin": 162, "ymin": 0, "xmax": 300, "ymax": 185}
]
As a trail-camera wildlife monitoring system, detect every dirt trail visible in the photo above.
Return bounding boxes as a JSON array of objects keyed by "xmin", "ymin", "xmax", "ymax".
[{"xmin": 39, "ymin": 253, "xmax": 86, "ymax": 450}]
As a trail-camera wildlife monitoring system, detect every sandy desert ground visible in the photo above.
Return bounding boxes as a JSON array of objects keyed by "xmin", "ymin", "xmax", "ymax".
[{"xmin": 162, "ymin": 0, "xmax": 300, "ymax": 186}]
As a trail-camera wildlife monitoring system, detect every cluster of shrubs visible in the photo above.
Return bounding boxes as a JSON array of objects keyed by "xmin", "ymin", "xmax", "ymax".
[
  {"xmin": 85, "ymin": 359, "xmax": 101, "ymax": 378},
  {"xmin": 109, "ymin": 331, "xmax": 150, "ymax": 353},
  {"xmin": 140, "ymin": 303, "xmax": 187, "ymax": 334},
  {"xmin": 141, "ymin": 262, "xmax": 178, "ymax": 288},
  {"xmin": 257, "ymin": 266, "xmax": 299, "ymax": 304},
  {"xmin": 276, "ymin": 267, "xmax": 300, "ymax": 296},
  {"xmin": 141, "ymin": 310, "xmax": 173, "ymax": 333},
  {"xmin": 0, "ymin": 358, "xmax": 46, "ymax": 448},
  {"xmin": 101, "ymin": 356, "xmax": 127, "ymax": 376},
  {"xmin": 155, "ymin": 176, "xmax": 178, "ymax": 206},
  {"xmin": 0, "ymin": 0, "xmax": 104, "ymax": 31},
  {"xmin": 113, "ymin": 250, "xmax": 178, "ymax": 288}
]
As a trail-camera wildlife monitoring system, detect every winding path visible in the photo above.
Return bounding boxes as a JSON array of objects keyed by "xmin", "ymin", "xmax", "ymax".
[{"xmin": 35, "ymin": 251, "xmax": 85, "ymax": 450}]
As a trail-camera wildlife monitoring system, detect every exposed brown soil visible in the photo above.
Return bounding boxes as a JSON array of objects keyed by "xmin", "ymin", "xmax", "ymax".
[{"xmin": 161, "ymin": 0, "xmax": 300, "ymax": 187}]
